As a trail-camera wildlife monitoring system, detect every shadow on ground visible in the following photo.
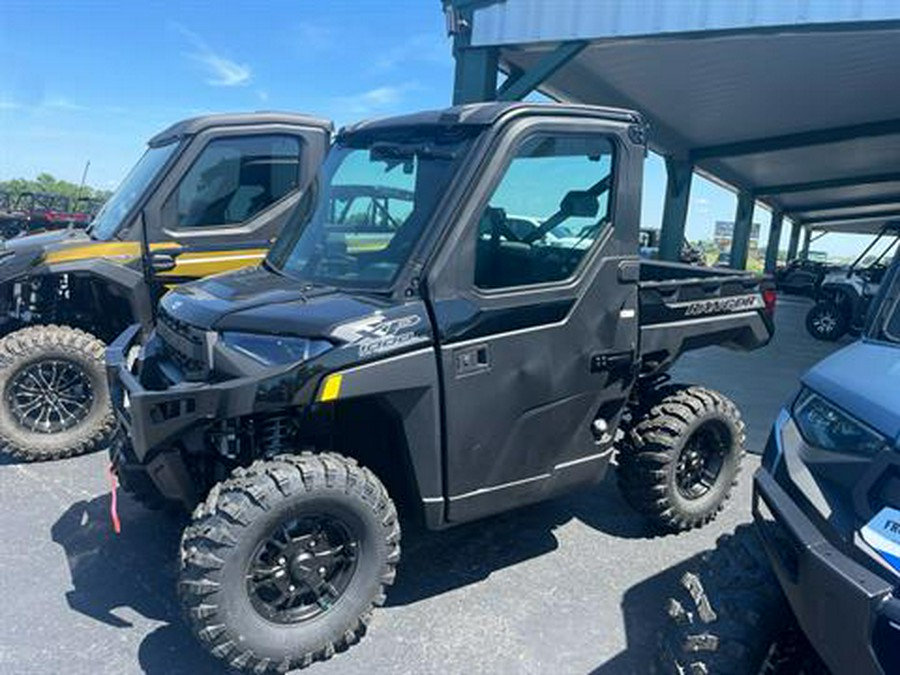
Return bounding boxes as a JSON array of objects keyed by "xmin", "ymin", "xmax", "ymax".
[
  {"xmin": 587, "ymin": 553, "xmax": 704, "ymax": 675},
  {"xmin": 50, "ymin": 475, "xmax": 669, "ymax": 673}
]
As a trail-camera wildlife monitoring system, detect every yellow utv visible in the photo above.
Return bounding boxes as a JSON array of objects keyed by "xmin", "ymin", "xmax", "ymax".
[{"xmin": 0, "ymin": 112, "xmax": 332, "ymax": 461}]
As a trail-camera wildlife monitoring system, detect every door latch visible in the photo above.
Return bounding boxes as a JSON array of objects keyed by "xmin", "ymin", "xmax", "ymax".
[
  {"xmin": 455, "ymin": 344, "xmax": 490, "ymax": 377},
  {"xmin": 590, "ymin": 351, "xmax": 636, "ymax": 385}
]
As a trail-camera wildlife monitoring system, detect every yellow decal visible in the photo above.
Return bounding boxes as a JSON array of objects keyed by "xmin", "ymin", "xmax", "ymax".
[
  {"xmin": 159, "ymin": 248, "xmax": 267, "ymax": 278},
  {"xmin": 43, "ymin": 241, "xmax": 182, "ymax": 265},
  {"xmin": 319, "ymin": 374, "xmax": 343, "ymax": 402}
]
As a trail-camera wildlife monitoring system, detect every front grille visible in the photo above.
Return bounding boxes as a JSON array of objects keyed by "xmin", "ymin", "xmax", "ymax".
[{"xmin": 157, "ymin": 307, "xmax": 210, "ymax": 381}]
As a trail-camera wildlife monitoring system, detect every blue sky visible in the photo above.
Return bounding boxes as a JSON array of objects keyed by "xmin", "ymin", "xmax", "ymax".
[{"xmin": 0, "ymin": 0, "xmax": 868, "ymax": 258}]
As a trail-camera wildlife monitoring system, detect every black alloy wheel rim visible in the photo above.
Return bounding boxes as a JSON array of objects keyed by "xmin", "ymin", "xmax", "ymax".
[
  {"xmin": 7, "ymin": 359, "xmax": 95, "ymax": 433},
  {"xmin": 675, "ymin": 421, "xmax": 730, "ymax": 500},
  {"xmin": 246, "ymin": 513, "xmax": 360, "ymax": 624}
]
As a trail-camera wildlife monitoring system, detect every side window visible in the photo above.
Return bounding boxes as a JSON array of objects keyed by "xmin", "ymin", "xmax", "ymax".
[
  {"xmin": 175, "ymin": 135, "xmax": 302, "ymax": 228},
  {"xmin": 474, "ymin": 134, "xmax": 615, "ymax": 289}
]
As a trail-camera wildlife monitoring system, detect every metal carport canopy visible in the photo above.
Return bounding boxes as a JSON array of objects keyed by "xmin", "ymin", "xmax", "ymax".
[{"xmin": 444, "ymin": 0, "xmax": 900, "ymax": 269}]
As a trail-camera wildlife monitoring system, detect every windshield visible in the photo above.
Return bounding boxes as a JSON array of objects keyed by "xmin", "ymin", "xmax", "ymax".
[
  {"xmin": 866, "ymin": 253, "xmax": 900, "ymax": 343},
  {"xmin": 89, "ymin": 141, "xmax": 180, "ymax": 240},
  {"xmin": 266, "ymin": 128, "xmax": 476, "ymax": 289}
]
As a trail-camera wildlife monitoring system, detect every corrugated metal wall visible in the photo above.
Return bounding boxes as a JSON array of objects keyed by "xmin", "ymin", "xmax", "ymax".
[{"xmin": 470, "ymin": 0, "xmax": 900, "ymax": 46}]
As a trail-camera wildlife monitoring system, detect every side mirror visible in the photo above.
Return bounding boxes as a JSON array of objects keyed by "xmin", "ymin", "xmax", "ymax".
[
  {"xmin": 151, "ymin": 252, "xmax": 177, "ymax": 272},
  {"xmin": 560, "ymin": 190, "xmax": 600, "ymax": 219}
]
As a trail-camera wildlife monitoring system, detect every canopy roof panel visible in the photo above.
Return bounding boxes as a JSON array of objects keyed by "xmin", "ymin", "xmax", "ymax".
[{"xmin": 464, "ymin": 0, "xmax": 900, "ymax": 233}]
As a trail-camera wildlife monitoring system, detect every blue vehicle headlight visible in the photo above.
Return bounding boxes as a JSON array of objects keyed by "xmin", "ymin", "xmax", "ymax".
[
  {"xmin": 792, "ymin": 388, "xmax": 888, "ymax": 455},
  {"xmin": 220, "ymin": 332, "xmax": 332, "ymax": 366}
]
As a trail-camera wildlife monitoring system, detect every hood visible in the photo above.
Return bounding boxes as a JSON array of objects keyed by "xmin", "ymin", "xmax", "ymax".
[
  {"xmin": 802, "ymin": 339, "xmax": 900, "ymax": 442},
  {"xmin": 2, "ymin": 228, "xmax": 86, "ymax": 254},
  {"xmin": 161, "ymin": 266, "xmax": 393, "ymax": 338}
]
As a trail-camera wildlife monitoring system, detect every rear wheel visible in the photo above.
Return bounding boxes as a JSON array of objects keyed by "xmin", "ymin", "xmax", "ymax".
[
  {"xmin": 655, "ymin": 524, "xmax": 827, "ymax": 674},
  {"xmin": 805, "ymin": 301, "xmax": 848, "ymax": 341},
  {"xmin": 179, "ymin": 452, "xmax": 400, "ymax": 673},
  {"xmin": 617, "ymin": 385, "xmax": 745, "ymax": 531},
  {"xmin": 0, "ymin": 325, "xmax": 115, "ymax": 462}
]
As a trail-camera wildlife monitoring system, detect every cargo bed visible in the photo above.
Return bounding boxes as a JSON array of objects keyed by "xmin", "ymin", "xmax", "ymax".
[{"xmin": 637, "ymin": 260, "xmax": 775, "ymax": 373}]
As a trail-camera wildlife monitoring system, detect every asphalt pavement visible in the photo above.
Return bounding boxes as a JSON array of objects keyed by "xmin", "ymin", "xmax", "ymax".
[{"xmin": 0, "ymin": 295, "xmax": 850, "ymax": 675}]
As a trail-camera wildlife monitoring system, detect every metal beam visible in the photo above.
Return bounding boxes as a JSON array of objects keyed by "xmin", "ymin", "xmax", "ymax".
[
  {"xmin": 497, "ymin": 41, "xmax": 588, "ymax": 101},
  {"xmin": 800, "ymin": 228, "xmax": 812, "ymax": 260},
  {"xmin": 691, "ymin": 118, "xmax": 900, "ymax": 160},
  {"xmin": 799, "ymin": 209, "xmax": 900, "ymax": 226},
  {"xmin": 764, "ymin": 211, "xmax": 783, "ymax": 274},
  {"xmin": 730, "ymin": 191, "xmax": 755, "ymax": 270},
  {"xmin": 659, "ymin": 157, "xmax": 693, "ymax": 262},
  {"xmin": 785, "ymin": 194, "xmax": 900, "ymax": 215},
  {"xmin": 787, "ymin": 220, "xmax": 802, "ymax": 260},
  {"xmin": 754, "ymin": 172, "xmax": 900, "ymax": 197},
  {"xmin": 452, "ymin": 47, "xmax": 499, "ymax": 104}
]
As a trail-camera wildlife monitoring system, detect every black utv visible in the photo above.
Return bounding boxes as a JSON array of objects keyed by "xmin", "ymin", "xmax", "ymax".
[
  {"xmin": 658, "ymin": 256, "xmax": 900, "ymax": 675},
  {"xmin": 107, "ymin": 102, "xmax": 776, "ymax": 672},
  {"xmin": 0, "ymin": 113, "xmax": 330, "ymax": 461}
]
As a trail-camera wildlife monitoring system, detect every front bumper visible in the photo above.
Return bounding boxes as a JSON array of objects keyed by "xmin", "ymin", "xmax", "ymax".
[
  {"xmin": 754, "ymin": 467, "xmax": 900, "ymax": 675},
  {"xmin": 107, "ymin": 324, "xmax": 264, "ymax": 463}
]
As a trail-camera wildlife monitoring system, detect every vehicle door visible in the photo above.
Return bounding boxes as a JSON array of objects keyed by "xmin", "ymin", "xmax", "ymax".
[
  {"xmin": 143, "ymin": 124, "xmax": 330, "ymax": 283},
  {"xmin": 426, "ymin": 115, "xmax": 643, "ymax": 523}
]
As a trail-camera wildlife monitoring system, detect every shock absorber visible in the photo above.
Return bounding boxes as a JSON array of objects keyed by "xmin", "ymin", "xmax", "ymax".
[{"xmin": 258, "ymin": 414, "xmax": 294, "ymax": 458}]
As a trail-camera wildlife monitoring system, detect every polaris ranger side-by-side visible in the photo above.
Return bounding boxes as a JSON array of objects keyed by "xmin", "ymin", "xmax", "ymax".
[
  {"xmin": 805, "ymin": 222, "xmax": 899, "ymax": 341},
  {"xmin": 658, "ymin": 256, "xmax": 900, "ymax": 675},
  {"xmin": 0, "ymin": 113, "xmax": 331, "ymax": 461},
  {"xmin": 107, "ymin": 103, "xmax": 775, "ymax": 672}
]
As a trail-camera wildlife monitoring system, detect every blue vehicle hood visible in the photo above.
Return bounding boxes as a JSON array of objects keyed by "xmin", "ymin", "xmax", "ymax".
[{"xmin": 802, "ymin": 340, "xmax": 900, "ymax": 442}]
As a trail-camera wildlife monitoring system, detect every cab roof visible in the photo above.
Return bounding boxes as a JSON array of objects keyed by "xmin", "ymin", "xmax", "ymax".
[
  {"xmin": 339, "ymin": 101, "xmax": 643, "ymax": 137},
  {"xmin": 149, "ymin": 112, "xmax": 333, "ymax": 148}
]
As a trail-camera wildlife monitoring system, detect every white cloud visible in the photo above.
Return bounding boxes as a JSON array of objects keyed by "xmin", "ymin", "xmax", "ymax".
[
  {"xmin": 174, "ymin": 23, "xmax": 251, "ymax": 87},
  {"xmin": 371, "ymin": 34, "xmax": 452, "ymax": 72},
  {"xmin": 334, "ymin": 83, "xmax": 418, "ymax": 115}
]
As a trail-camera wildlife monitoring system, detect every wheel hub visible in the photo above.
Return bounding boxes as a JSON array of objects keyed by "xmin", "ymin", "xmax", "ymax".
[
  {"xmin": 675, "ymin": 421, "xmax": 729, "ymax": 500},
  {"xmin": 246, "ymin": 514, "xmax": 359, "ymax": 624},
  {"xmin": 7, "ymin": 358, "xmax": 94, "ymax": 434},
  {"xmin": 813, "ymin": 312, "xmax": 837, "ymax": 333}
]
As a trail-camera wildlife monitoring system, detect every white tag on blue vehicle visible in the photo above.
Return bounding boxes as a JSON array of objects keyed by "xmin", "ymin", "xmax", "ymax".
[{"xmin": 861, "ymin": 507, "xmax": 900, "ymax": 572}]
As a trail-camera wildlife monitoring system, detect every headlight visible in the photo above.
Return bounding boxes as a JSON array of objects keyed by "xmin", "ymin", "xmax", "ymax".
[
  {"xmin": 792, "ymin": 388, "xmax": 888, "ymax": 455},
  {"xmin": 220, "ymin": 332, "xmax": 331, "ymax": 366}
]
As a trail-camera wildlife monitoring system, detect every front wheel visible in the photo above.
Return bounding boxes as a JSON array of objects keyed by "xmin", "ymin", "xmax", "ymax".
[
  {"xmin": 179, "ymin": 452, "xmax": 401, "ymax": 673},
  {"xmin": 655, "ymin": 525, "xmax": 827, "ymax": 674},
  {"xmin": 805, "ymin": 301, "xmax": 848, "ymax": 341},
  {"xmin": 617, "ymin": 385, "xmax": 745, "ymax": 531},
  {"xmin": 0, "ymin": 325, "xmax": 116, "ymax": 462}
]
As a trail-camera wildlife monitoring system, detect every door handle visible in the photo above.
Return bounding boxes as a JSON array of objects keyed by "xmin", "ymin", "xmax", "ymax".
[{"xmin": 454, "ymin": 344, "xmax": 490, "ymax": 377}]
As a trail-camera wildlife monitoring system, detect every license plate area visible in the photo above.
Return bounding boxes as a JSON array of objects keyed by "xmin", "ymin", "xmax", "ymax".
[{"xmin": 861, "ymin": 506, "xmax": 900, "ymax": 573}]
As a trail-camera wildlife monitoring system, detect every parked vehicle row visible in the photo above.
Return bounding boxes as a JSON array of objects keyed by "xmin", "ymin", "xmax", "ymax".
[
  {"xmin": 0, "ymin": 102, "xmax": 781, "ymax": 672},
  {"xmin": 10, "ymin": 101, "xmax": 896, "ymax": 675}
]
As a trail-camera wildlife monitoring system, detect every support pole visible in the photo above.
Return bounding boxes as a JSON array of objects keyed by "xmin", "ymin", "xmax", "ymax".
[
  {"xmin": 730, "ymin": 191, "xmax": 755, "ymax": 270},
  {"xmin": 659, "ymin": 157, "xmax": 693, "ymax": 262},
  {"xmin": 800, "ymin": 227, "xmax": 812, "ymax": 260},
  {"xmin": 764, "ymin": 210, "xmax": 784, "ymax": 274},
  {"xmin": 452, "ymin": 47, "xmax": 499, "ymax": 104},
  {"xmin": 787, "ymin": 220, "xmax": 802, "ymax": 260}
]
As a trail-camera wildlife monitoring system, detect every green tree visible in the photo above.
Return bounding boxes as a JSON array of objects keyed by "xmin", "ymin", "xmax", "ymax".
[{"xmin": 0, "ymin": 173, "xmax": 112, "ymax": 203}]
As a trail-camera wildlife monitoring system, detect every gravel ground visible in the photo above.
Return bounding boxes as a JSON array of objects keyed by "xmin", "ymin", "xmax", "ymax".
[{"xmin": 0, "ymin": 295, "xmax": 849, "ymax": 675}]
